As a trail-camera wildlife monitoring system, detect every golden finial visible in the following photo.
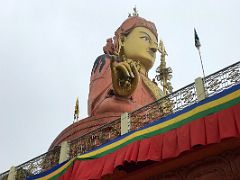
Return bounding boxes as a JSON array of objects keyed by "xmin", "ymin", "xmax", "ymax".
[
  {"xmin": 156, "ymin": 40, "xmax": 173, "ymax": 95},
  {"xmin": 74, "ymin": 97, "xmax": 79, "ymax": 122},
  {"xmin": 128, "ymin": 6, "xmax": 139, "ymax": 17},
  {"xmin": 159, "ymin": 40, "xmax": 168, "ymax": 57}
]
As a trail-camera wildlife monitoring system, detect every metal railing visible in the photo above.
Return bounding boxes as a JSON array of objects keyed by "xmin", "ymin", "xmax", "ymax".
[
  {"xmin": 130, "ymin": 82, "xmax": 197, "ymax": 130},
  {"xmin": 1, "ymin": 61, "xmax": 239, "ymax": 179},
  {"xmin": 14, "ymin": 146, "xmax": 60, "ymax": 179},
  {"xmin": 69, "ymin": 118, "xmax": 121, "ymax": 158},
  {"xmin": 204, "ymin": 61, "xmax": 240, "ymax": 96}
]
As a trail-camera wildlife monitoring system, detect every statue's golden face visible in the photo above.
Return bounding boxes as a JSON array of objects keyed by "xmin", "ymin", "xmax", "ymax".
[{"xmin": 122, "ymin": 27, "xmax": 158, "ymax": 71}]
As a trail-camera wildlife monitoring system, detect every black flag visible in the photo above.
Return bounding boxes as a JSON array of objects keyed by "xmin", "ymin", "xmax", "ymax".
[{"xmin": 194, "ymin": 28, "xmax": 201, "ymax": 49}]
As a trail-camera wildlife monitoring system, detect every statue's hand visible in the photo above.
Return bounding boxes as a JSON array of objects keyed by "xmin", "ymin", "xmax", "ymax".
[{"xmin": 110, "ymin": 58, "xmax": 140, "ymax": 97}]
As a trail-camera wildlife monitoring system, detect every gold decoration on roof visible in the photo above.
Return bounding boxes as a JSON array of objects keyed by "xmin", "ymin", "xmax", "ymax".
[
  {"xmin": 128, "ymin": 6, "xmax": 139, "ymax": 17},
  {"xmin": 74, "ymin": 97, "xmax": 79, "ymax": 122},
  {"xmin": 156, "ymin": 40, "xmax": 173, "ymax": 95}
]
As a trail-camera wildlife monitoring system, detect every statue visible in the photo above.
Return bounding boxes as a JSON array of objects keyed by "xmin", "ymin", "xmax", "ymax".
[
  {"xmin": 49, "ymin": 10, "xmax": 165, "ymax": 149},
  {"xmin": 88, "ymin": 13, "xmax": 164, "ymax": 116}
]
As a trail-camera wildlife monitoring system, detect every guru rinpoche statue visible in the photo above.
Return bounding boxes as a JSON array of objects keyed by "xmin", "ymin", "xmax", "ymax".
[
  {"xmin": 50, "ymin": 13, "xmax": 164, "ymax": 149},
  {"xmin": 88, "ymin": 15, "xmax": 163, "ymax": 116}
]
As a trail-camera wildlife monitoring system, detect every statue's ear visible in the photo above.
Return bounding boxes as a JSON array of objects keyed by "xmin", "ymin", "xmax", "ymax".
[
  {"xmin": 119, "ymin": 36, "xmax": 125, "ymax": 47},
  {"xmin": 115, "ymin": 35, "xmax": 125, "ymax": 55},
  {"xmin": 115, "ymin": 36, "xmax": 124, "ymax": 55}
]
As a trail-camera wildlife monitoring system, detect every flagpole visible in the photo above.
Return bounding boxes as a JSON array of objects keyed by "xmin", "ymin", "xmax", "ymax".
[
  {"xmin": 197, "ymin": 47, "xmax": 206, "ymax": 79},
  {"xmin": 194, "ymin": 28, "xmax": 206, "ymax": 79}
]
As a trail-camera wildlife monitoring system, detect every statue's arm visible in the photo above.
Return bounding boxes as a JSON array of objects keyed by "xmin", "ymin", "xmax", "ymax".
[{"xmin": 88, "ymin": 55, "xmax": 112, "ymax": 115}]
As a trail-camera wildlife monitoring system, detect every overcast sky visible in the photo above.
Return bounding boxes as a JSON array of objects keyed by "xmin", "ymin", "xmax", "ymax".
[{"xmin": 0, "ymin": 0, "xmax": 240, "ymax": 173}]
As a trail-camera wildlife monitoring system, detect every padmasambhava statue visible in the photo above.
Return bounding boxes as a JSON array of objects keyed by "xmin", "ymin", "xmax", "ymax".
[
  {"xmin": 49, "ymin": 13, "xmax": 165, "ymax": 149},
  {"xmin": 88, "ymin": 15, "xmax": 163, "ymax": 116}
]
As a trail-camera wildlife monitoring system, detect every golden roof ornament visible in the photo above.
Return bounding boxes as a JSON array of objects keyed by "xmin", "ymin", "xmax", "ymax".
[
  {"xmin": 128, "ymin": 6, "xmax": 139, "ymax": 17},
  {"xmin": 73, "ymin": 97, "xmax": 79, "ymax": 122},
  {"xmin": 159, "ymin": 39, "xmax": 168, "ymax": 57},
  {"xmin": 156, "ymin": 40, "xmax": 173, "ymax": 95}
]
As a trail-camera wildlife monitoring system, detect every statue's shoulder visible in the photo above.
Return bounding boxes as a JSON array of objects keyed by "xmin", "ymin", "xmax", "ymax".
[{"xmin": 91, "ymin": 54, "xmax": 111, "ymax": 76}]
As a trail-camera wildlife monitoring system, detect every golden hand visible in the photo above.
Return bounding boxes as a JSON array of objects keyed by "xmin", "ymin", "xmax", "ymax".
[{"xmin": 110, "ymin": 58, "xmax": 140, "ymax": 97}]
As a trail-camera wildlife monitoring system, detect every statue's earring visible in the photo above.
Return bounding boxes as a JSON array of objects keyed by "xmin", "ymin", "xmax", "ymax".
[{"xmin": 116, "ymin": 36, "xmax": 124, "ymax": 56}]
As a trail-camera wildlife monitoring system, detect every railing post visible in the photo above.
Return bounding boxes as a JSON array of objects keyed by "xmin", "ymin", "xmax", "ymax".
[
  {"xmin": 121, "ymin": 112, "xmax": 130, "ymax": 135},
  {"xmin": 195, "ymin": 77, "xmax": 206, "ymax": 101},
  {"xmin": 59, "ymin": 141, "xmax": 70, "ymax": 163},
  {"xmin": 7, "ymin": 166, "xmax": 16, "ymax": 180}
]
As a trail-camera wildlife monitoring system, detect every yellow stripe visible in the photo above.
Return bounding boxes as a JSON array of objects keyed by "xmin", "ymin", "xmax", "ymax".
[
  {"xmin": 37, "ymin": 158, "xmax": 75, "ymax": 180},
  {"xmin": 78, "ymin": 90, "xmax": 240, "ymax": 159}
]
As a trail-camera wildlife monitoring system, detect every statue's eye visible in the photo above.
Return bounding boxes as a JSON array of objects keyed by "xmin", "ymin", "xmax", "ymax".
[{"xmin": 140, "ymin": 36, "xmax": 150, "ymax": 42}]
